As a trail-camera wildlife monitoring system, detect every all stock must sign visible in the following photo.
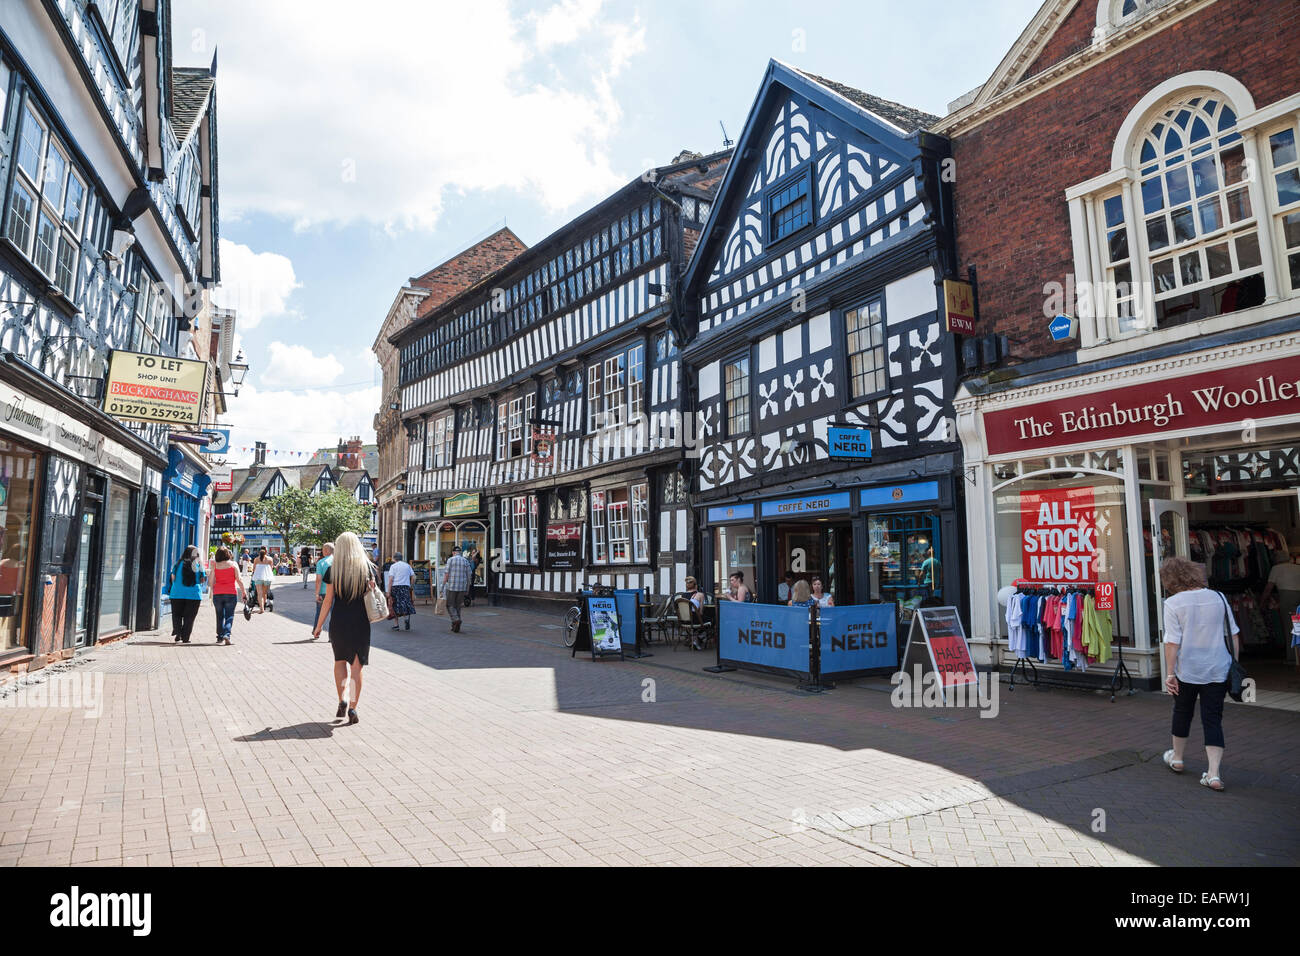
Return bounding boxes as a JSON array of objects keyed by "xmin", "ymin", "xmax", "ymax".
[{"xmin": 1019, "ymin": 486, "xmax": 1098, "ymax": 583}]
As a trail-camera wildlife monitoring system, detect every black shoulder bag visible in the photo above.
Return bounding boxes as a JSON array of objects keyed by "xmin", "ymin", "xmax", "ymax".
[{"xmin": 1218, "ymin": 592, "xmax": 1248, "ymax": 703}]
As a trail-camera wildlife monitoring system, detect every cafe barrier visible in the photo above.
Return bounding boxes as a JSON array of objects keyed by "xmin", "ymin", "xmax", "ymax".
[
  {"xmin": 715, "ymin": 601, "xmax": 814, "ymax": 682},
  {"xmin": 613, "ymin": 589, "xmax": 645, "ymax": 658},
  {"xmin": 817, "ymin": 603, "xmax": 898, "ymax": 679}
]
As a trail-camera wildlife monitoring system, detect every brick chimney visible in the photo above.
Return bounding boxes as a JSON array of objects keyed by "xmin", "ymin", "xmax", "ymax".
[
  {"xmin": 249, "ymin": 440, "xmax": 266, "ymax": 477},
  {"xmin": 339, "ymin": 435, "xmax": 364, "ymax": 470}
]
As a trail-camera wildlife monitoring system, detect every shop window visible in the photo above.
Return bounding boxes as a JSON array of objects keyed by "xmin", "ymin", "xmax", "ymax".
[
  {"xmin": 98, "ymin": 483, "xmax": 134, "ymax": 633},
  {"xmin": 992, "ymin": 472, "xmax": 1133, "ymax": 645},
  {"xmin": 723, "ymin": 355, "xmax": 750, "ymax": 436},
  {"xmin": 1182, "ymin": 441, "xmax": 1300, "ymax": 495},
  {"xmin": 845, "ymin": 298, "xmax": 887, "ymax": 399},
  {"xmin": 1267, "ymin": 123, "xmax": 1300, "ymax": 291},
  {"xmin": 867, "ymin": 512, "xmax": 942, "ymax": 623},
  {"xmin": 713, "ymin": 525, "xmax": 757, "ymax": 601},
  {"xmin": 0, "ymin": 439, "xmax": 39, "ymax": 653}
]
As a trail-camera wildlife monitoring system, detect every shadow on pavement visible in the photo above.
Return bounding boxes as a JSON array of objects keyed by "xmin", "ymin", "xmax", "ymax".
[{"xmin": 235, "ymin": 722, "xmax": 338, "ymax": 741}]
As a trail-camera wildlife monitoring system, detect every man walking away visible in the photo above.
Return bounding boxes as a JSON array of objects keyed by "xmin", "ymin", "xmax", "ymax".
[
  {"xmin": 312, "ymin": 542, "xmax": 335, "ymax": 640},
  {"xmin": 441, "ymin": 546, "xmax": 473, "ymax": 633},
  {"xmin": 301, "ymin": 546, "xmax": 313, "ymax": 588}
]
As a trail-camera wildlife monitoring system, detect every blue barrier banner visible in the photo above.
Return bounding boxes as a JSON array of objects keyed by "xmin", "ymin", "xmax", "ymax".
[
  {"xmin": 586, "ymin": 596, "xmax": 622, "ymax": 652},
  {"xmin": 818, "ymin": 604, "xmax": 897, "ymax": 675},
  {"xmin": 613, "ymin": 589, "xmax": 640, "ymax": 649},
  {"xmin": 717, "ymin": 601, "xmax": 811, "ymax": 675}
]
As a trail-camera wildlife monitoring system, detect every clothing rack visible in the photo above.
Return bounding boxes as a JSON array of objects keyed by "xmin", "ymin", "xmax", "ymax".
[{"xmin": 1004, "ymin": 582, "xmax": 1133, "ymax": 702}]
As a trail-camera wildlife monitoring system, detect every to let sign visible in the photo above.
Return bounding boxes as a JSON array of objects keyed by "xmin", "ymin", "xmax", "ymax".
[
  {"xmin": 104, "ymin": 349, "xmax": 207, "ymax": 426},
  {"xmin": 943, "ymin": 279, "xmax": 976, "ymax": 335}
]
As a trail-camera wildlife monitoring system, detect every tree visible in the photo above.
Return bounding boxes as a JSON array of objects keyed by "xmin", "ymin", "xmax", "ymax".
[
  {"xmin": 308, "ymin": 487, "xmax": 372, "ymax": 547},
  {"xmin": 250, "ymin": 487, "xmax": 314, "ymax": 554}
]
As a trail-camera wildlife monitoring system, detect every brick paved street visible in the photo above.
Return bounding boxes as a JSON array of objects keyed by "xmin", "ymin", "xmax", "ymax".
[{"xmin": 1, "ymin": 578, "xmax": 1298, "ymax": 867}]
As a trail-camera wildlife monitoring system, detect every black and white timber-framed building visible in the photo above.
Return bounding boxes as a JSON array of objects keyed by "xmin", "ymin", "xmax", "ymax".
[
  {"xmin": 681, "ymin": 61, "xmax": 967, "ymax": 625},
  {"xmin": 392, "ymin": 150, "xmax": 730, "ymax": 606}
]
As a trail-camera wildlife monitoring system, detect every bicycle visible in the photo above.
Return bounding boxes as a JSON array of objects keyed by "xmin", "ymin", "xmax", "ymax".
[{"xmin": 562, "ymin": 581, "xmax": 613, "ymax": 648}]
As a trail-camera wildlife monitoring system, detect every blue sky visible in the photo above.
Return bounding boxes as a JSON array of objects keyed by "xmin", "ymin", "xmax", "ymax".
[{"xmin": 170, "ymin": 0, "xmax": 1043, "ymax": 465}]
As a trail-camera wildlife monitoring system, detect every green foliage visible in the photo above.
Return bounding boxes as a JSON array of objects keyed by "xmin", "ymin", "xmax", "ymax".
[
  {"xmin": 308, "ymin": 487, "xmax": 372, "ymax": 546},
  {"xmin": 249, "ymin": 486, "xmax": 313, "ymax": 553}
]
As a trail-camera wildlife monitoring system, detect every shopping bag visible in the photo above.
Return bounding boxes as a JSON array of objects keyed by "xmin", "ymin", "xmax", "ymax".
[{"xmin": 435, "ymin": 593, "xmax": 447, "ymax": 617}]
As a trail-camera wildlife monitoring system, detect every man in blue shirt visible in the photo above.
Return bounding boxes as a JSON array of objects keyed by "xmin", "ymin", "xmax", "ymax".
[{"xmin": 311, "ymin": 542, "xmax": 334, "ymax": 639}]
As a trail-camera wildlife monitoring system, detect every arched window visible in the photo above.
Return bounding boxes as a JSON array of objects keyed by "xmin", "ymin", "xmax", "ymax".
[
  {"xmin": 1135, "ymin": 95, "xmax": 1263, "ymax": 327},
  {"xmin": 1066, "ymin": 72, "xmax": 1300, "ymax": 346}
]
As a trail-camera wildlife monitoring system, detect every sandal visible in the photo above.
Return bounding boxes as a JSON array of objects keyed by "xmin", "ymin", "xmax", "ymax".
[
  {"xmin": 1162, "ymin": 749, "xmax": 1184, "ymax": 773},
  {"xmin": 1199, "ymin": 772, "xmax": 1225, "ymax": 792}
]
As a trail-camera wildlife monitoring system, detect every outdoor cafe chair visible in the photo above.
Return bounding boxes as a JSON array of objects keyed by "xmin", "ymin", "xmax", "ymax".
[
  {"xmin": 642, "ymin": 596, "xmax": 675, "ymax": 645},
  {"xmin": 673, "ymin": 597, "xmax": 710, "ymax": 651}
]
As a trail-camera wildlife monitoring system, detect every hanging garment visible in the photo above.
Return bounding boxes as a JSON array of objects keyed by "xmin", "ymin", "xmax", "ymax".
[{"xmin": 1006, "ymin": 590, "xmax": 1025, "ymax": 656}]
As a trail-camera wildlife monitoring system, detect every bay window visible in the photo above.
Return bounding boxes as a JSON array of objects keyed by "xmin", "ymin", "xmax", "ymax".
[
  {"xmin": 1267, "ymin": 123, "xmax": 1300, "ymax": 291},
  {"xmin": 6, "ymin": 98, "xmax": 87, "ymax": 298},
  {"xmin": 501, "ymin": 494, "xmax": 539, "ymax": 565},
  {"xmin": 586, "ymin": 342, "xmax": 643, "ymax": 432},
  {"xmin": 631, "ymin": 482, "xmax": 649, "ymax": 563},
  {"xmin": 431, "ymin": 412, "xmax": 454, "ymax": 468},
  {"xmin": 590, "ymin": 482, "xmax": 651, "ymax": 565},
  {"xmin": 591, "ymin": 490, "xmax": 607, "ymax": 562}
]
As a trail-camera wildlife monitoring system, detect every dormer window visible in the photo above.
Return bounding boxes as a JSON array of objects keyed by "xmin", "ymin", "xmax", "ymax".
[{"xmin": 765, "ymin": 168, "xmax": 813, "ymax": 246}]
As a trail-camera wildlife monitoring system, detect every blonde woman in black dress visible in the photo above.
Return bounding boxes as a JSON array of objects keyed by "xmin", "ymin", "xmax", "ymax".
[{"xmin": 311, "ymin": 531, "xmax": 379, "ymax": 725}]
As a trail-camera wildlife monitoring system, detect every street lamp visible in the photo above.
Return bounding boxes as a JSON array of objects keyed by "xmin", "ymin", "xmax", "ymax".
[{"xmin": 228, "ymin": 350, "xmax": 249, "ymax": 389}]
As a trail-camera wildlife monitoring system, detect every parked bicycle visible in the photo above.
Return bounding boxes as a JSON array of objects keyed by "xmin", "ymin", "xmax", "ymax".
[{"xmin": 562, "ymin": 581, "xmax": 613, "ymax": 647}]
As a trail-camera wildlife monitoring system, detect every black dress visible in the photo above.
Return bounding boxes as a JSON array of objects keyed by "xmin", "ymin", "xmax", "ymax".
[{"xmin": 323, "ymin": 564, "xmax": 376, "ymax": 665}]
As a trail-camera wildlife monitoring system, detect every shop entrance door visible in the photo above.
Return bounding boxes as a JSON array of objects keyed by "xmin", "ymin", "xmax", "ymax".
[
  {"xmin": 775, "ymin": 523, "xmax": 852, "ymax": 604},
  {"xmin": 1149, "ymin": 498, "xmax": 1189, "ymax": 684},
  {"xmin": 73, "ymin": 495, "xmax": 104, "ymax": 647}
]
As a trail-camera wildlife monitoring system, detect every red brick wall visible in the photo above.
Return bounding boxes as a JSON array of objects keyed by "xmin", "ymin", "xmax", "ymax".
[
  {"xmin": 951, "ymin": 0, "xmax": 1300, "ymax": 358},
  {"xmin": 1024, "ymin": 0, "xmax": 1097, "ymax": 78},
  {"xmin": 414, "ymin": 228, "xmax": 527, "ymax": 318}
]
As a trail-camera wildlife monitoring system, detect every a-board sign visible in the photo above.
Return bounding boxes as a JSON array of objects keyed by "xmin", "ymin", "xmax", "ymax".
[
  {"xmin": 1095, "ymin": 581, "xmax": 1116, "ymax": 611},
  {"xmin": 899, "ymin": 606, "xmax": 977, "ymax": 702},
  {"xmin": 577, "ymin": 595, "xmax": 624, "ymax": 661}
]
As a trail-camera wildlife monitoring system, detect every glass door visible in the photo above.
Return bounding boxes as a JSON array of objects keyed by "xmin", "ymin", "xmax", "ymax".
[
  {"xmin": 1149, "ymin": 498, "xmax": 1189, "ymax": 684},
  {"xmin": 73, "ymin": 500, "xmax": 102, "ymax": 647}
]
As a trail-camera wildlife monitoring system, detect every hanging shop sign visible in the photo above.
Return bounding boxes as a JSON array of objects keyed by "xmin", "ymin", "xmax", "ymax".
[
  {"xmin": 545, "ymin": 522, "xmax": 583, "ymax": 570},
  {"xmin": 942, "ymin": 279, "xmax": 976, "ymax": 335},
  {"xmin": 984, "ymin": 355, "xmax": 1300, "ymax": 455},
  {"xmin": 1020, "ymin": 486, "xmax": 1098, "ymax": 583},
  {"xmin": 530, "ymin": 429, "xmax": 556, "ymax": 465},
  {"xmin": 760, "ymin": 491, "xmax": 851, "ymax": 519},
  {"xmin": 103, "ymin": 349, "xmax": 207, "ymax": 426},
  {"xmin": 203, "ymin": 428, "xmax": 232, "ymax": 456},
  {"xmin": 827, "ymin": 425, "xmax": 873, "ymax": 460},
  {"xmin": 818, "ymin": 604, "xmax": 897, "ymax": 677},
  {"xmin": 211, "ymin": 464, "xmax": 234, "ymax": 492},
  {"xmin": 1048, "ymin": 314, "xmax": 1078, "ymax": 341},
  {"xmin": 899, "ymin": 606, "xmax": 977, "ymax": 702}
]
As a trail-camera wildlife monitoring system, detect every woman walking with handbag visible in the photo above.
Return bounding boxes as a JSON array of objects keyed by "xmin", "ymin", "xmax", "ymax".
[
  {"xmin": 166, "ymin": 545, "xmax": 207, "ymax": 643},
  {"xmin": 1159, "ymin": 556, "xmax": 1240, "ymax": 792},
  {"xmin": 311, "ymin": 531, "xmax": 381, "ymax": 725},
  {"xmin": 209, "ymin": 547, "xmax": 247, "ymax": 645}
]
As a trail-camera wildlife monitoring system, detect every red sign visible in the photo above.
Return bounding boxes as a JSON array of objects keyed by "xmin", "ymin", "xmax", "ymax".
[
  {"xmin": 943, "ymin": 279, "xmax": 976, "ymax": 335},
  {"xmin": 1020, "ymin": 486, "xmax": 1097, "ymax": 583},
  {"xmin": 1095, "ymin": 581, "xmax": 1115, "ymax": 611},
  {"xmin": 983, "ymin": 356, "xmax": 1300, "ymax": 455},
  {"xmin": 915, "ymin": 607, "xmax": 977, "ymax": 689}
]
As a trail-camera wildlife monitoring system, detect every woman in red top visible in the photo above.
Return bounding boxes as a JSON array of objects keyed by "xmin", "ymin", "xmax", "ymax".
[{"xmin": 210, "ymin": 547, "xmax": 248, "ymax": 645}]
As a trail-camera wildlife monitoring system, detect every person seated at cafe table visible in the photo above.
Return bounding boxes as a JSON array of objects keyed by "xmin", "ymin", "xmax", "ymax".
[
  {"xmin": 719, "ymin": 571, "xmax": 751, "ymax": 603},
  {"xmin": 681, "ymin": 576, "xmax": 706, "ymax": 622},
  {"xmin": 788, "ymin": 579, "xmax": 816, "ymax": 608}
]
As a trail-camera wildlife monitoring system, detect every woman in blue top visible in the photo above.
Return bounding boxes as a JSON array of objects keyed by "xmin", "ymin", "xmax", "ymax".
[
  {"xmin": 788, "ymin": 579, "xmax": 816, "ymax": 608},
  {"xmin": 167, "ymin": 545, "xmax": 207, "ymax": 644}
]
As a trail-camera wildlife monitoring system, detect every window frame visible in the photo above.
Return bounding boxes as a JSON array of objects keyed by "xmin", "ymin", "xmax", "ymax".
[
  {"xmin": 844, "ymin": 295, "xmax": 889, "ymax": 402},
  {"xmin": 722, "ymin": 352, "xmax": 751, "ymax": 438},
  {"xmin": 763, "ymin": 165, "xmax": 815, "ymax": 248}
]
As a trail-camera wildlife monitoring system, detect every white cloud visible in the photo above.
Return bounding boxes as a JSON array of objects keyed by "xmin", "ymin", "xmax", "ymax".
[
  {"xmin": 176, "ymin": 0, "xmax": 648, "ymax": 231},
  {"xmin": 261, "ymin": 342, "xmax": 344, "ymax": 388},
  {"xmin": 211, "ymin": 239, "xmax": 300, "ymax": 328},
  {"xmin": 222, "ymin": 383, "xmax": 380, "ymax": 466}
]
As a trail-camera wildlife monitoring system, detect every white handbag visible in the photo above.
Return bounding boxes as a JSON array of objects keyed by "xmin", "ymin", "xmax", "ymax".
[{"xmin": 363, "ymin": 567, "xmax": 389, "ymax": 623}]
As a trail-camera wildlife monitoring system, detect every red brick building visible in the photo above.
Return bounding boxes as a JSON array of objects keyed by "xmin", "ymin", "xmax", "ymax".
[
  {"xmin": 372, "ymin": 228, "xmax": 526, "ymax": 557},
  {"xmin": 936, "ymin": 0, "xmax": 1300, "ymax": 687}
]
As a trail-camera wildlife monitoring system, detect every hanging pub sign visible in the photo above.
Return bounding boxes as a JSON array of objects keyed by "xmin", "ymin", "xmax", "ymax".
[
  {"xmin": 443, "ymin": 492, "xmax": 480, "ymax": 517},
  {"xmin": 1020, "ymin": 486, "xmax": 1098, "ymax": 583},
  {"xmin": 942, "ymin": 278, "xmax": 976, "ymax": 335},
  {"xmin": 545, "ymin": 522, "xmax": 583, "ymax": 570},
  {"xmin": 103, "ymin": 349, "xmax": 207, "ymax": 426},
  {"xmin": 899, "ymin": 606, "xmax": 977, "ymax": 703},
  {"xmin": 531, "ymin": 428, "xmax": 556, "ymax": 465},
  {"xmin": 826, "ymin": 425, "xmax": 873, "ymax": 460}
]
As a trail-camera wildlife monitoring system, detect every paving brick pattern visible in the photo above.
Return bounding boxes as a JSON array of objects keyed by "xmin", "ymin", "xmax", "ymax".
[{"xmin": 1, "ymin": 580, "xmax": 1297, "ymax": 866}]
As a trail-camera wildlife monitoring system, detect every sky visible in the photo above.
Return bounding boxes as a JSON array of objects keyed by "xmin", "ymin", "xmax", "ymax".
[{"xmin": 170, "ymin": 0, "xmax": 1045, "ymax": 467}]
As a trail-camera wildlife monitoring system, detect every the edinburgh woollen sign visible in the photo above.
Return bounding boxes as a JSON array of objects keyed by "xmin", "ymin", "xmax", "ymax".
[
  {"xmin": 104, "ymin": 350, "xmax": 207, "ymax": 426},
  {"xmin": 1020, "ymin": 486, "xmax": 1097, "ymax": 583},
  {"xmin": 983, "ymin": 356, "xmax": 1300, "ymax": 455}
]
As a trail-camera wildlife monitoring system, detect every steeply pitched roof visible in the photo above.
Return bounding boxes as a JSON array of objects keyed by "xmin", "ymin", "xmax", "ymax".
[
  {"xmin": 336, "ymin": 469, "xmax": 370, "ymax": 491},
  {"xmin": 792, "ymin": 68, "xmax": 940, "ymax": 134},
  {"xmin": 170, "ymin": 66, "xmax": 214, "ymax": 141},
  {"xmin": 215, "ymin": 467, "xmax": 282, "ymax": 506},
  {"xmin": 275, "ymin": 464, "xmax": 330, "ymax": 492}
]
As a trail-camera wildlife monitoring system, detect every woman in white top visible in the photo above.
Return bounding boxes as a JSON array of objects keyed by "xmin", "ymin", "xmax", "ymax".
[
  {"xmin": 1160, "ymin": 556, "xmax": 1238, "ymax": 792},
  {"xmin": 810, "ymin": 577, "xmax": 834, "ymax": 608},
  {"xmin": 251, "ymin": 547, "xmax": 275, "ymax": 614}
]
